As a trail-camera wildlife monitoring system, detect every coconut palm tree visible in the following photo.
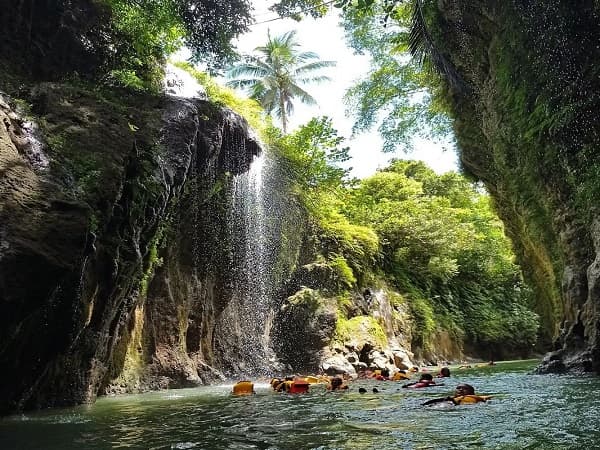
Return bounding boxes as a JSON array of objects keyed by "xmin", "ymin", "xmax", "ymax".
[{"xmin": 227, "ymin": 30, "xmax": 335, "ymax": 133}]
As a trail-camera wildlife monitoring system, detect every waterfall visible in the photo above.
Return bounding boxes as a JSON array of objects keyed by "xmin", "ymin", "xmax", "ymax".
[
  {"xmin": 163, "ymin": 61, "xmax": 275, "ymax": 377},
  {"xmin": 220, "ymin": 152, "xmax": 279, "ymax": 376}
]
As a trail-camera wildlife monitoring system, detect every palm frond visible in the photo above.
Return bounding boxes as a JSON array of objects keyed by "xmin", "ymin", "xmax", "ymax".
[
  {"xmin": 298, "ymin": 75, "xmax": 332, "ymax": 84},
  {"xmin": 288, "ymin": 84, "xmax": 317, "ymax": 106},
  {"xmin": 295, "ymin": 50, "xmax": 320, "ymax": 63},
  {"xmin": 226, "ymin": 58, "xmax": 271, "ymax": 79},
  {"xmin": 294, "ymin": 60, "xmax": 336, "ymax": 75},
  {"xmin": 253, "ymin": 84, "xmax": 278, "ymax": 113},
  {"xmin": 225, "ymin": 29, "xmax": 334, "ymax": 132},
  {"xmin": 227, "ymin": 66, "xmax": 268, "ymax": 80}
]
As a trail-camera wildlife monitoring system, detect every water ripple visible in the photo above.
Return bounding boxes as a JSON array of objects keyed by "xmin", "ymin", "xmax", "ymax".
[{"xmin": 3, "ymin": 361, "xmax": 600, "ymax": 449}]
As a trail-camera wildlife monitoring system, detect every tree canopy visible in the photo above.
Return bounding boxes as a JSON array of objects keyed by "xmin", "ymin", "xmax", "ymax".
[
  {"xmin": 264, "ymin": 107, "xmax": 539, "ymax": 358},
  {"xmin": 227, "ymin": 31, "xmax": 335, "ymax": 133},
  {"xmin": 2, "ymin": 0, "xmax": 253, "ymax": 85}
]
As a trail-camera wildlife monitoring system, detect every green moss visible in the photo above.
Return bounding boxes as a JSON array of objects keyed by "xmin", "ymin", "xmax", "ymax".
[
  {"xmin": 329, "ymin": 254, "xmax": 356, "ymax": 288},
  {"xmin": 173, "ymin": 62, "xmax": 273, "ymax": 140},
  {"xmin": 32, "ymin": 83, "xmax": 164, "ymax": 222},
  {"xmin": 387, "ymin": 290, "xmax": 405, "ymax": 308},
  {"xmin": 335, "ymin": 291, "xmax": 353, "ymax": 310},
  {"xmin": 335, "ymin": 315, "xmax": 388, "ymax": 348},
  {"xmin": 139, "ymin": 231, "xmax": 164, "ymax": 297},
  {"xmin": 108, "ymin": 306, "xmax": 147, "ymax": 390},
  {"xmin": 288, "ymin": 287, "xmax": 323, "ymax": 312},
  {"xmin": 408, "ymin": 296, "xmax": 436, "ymax": 352}
]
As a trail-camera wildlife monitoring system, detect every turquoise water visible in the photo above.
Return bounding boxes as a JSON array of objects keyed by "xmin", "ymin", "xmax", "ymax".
[{"xmin": 2, "ymin": 360, "xmax": 600, "ymax": 449}]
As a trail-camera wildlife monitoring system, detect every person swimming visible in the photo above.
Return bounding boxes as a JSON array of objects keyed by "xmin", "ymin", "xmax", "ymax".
[
  {"xmin": 422, "ymin": 383, "xmax": 492, "ymax": 406},
  {"xmin": 372, "ymin": 368, "xmax": 390, "ymax": 381},
  {"xmin": 436, "ymin": 367, "xmax": 451, "ymax": 378},
  {"xmin": 392, "ymin": 370, "xmax": 411, "ymax": 381},
  {"xmin": 273, "ymin": 376, "xmax": 310, "ymax": 394},
  {"xmin": 327, "ymin": 376, "xmax": 349, "ymax": 391},
  {"xmin": 232, "ymin": 380, "xmax": 255, "ymax": 395},
  {"xmin": 402, "ymin": 373, "xmax": 437, "ymax": 389}
]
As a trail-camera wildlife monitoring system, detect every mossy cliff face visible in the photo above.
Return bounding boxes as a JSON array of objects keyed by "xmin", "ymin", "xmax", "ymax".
[
  {"xmin": 0, "ymin": 83, "xmax": 259, "ymax": 414},
  {"xmin": 433, "ymin": 0, "xmax": 600, "ymax": 371}
]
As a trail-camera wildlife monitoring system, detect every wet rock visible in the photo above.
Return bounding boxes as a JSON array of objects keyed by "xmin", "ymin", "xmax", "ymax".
[
  {"xmin": 272, "ymin": 288, "xmax": 337, "ymax": 373},
  {"xmin": 322, "ymin": 354, "xmax": 357, "ymax": 377},
  {"xmin": 0, "ymin": 85, "xmax": 261, "ymax": 414},
  {"xmin": 346, "ymin": 352, "xmax": 359, "ymax": 364},
  {"xmin": 436, "ymin": 0, "xmax": 600, "ymax": 373}
]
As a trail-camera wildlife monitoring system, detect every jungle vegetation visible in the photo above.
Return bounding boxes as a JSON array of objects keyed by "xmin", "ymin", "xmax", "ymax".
[
  {"xmin": 269, "ymin": 117, "xmax": 539, "ymax": 358},
  {"xmin": 2, "ymin": 0, "xmax": 542, "ymax": 358}
]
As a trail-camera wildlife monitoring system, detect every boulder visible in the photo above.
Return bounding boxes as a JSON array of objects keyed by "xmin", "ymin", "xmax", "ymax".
[{"xmin": 322, "ymin": 354, "xmax": 357, "ymax": 377}]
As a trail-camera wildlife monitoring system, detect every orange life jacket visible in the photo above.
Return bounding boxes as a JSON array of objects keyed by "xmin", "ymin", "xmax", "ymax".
[
  {"xmin": 288, "ymin": 381, "xmax": 310, "ymax": 394},
  {"xmin": 232, "ymin": 381, "xmax": 254, "ymax": 395},
  {"xmin": 453, "ymin": 394, "xmax": 491, "ymax": 404}
]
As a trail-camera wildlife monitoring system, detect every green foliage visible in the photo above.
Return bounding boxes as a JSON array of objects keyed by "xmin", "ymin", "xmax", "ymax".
[
  {"xmin": 276, "ymin": 117, "xmax": 351, "ymax": 196},
  {"xmin": 336, "ymin": 291, "xmax": 354, "ymax": 311},
  {"xmin": 271, "ymin": 110, "xmax": 537, "ymax": 356},
  {"xmin": 272, "ymin": 117, "xmax": 379, "ymax": 285},
  {"xmin": 140, "ymin": 231, "xmax": 165, "ymax": 297},
  {"xmin": 341, "ymin": 159, "xmax": 539, "ymax": 356},
  {"xmin": 288, "ymin": 287, "xmax": 323, "ymax": 311},
  {"xmin": 319, "ymin": 219, "xmax": 380, "ymax": 283},
  {"xmin": 104, "ymin": 0, "xmax": 184, "ymax": 90},
  {"xmin": 270, "ymin": 0, "xmax": 330, "ymax": 19},
  {"xmin": 227, "ymin": 31, "xmax": 335, "ymax": 132},
  {"xmin": 408, "ymin": 296, "xmax": 436, "ymax": 351},
  {"xmin": 329, "ymin": 255, "xmax": 357, "ymax": 288},
  {"xmin": 440, "ymin": 6, "xmax": 587, "ymax": 344},
  {"xmin": 2, "ymin": 0, "xmax": 252, "ymax": 85},
  {"xmin": 1, "ymin": 0, "xmax": 116, "ymax": 80},
  {"xmin": 174, "ymin": 62, "xmax": 270, "ymax": 137},
  {"xmin": 342, "ymin": 0, "xmax": 453, "ymax": 152},
  {"xmin": 106, "ymin": 0, "xmax": 253, "ymax": 74},
  {"xmin": 271, "ymin": 0, "xmax": 401, "ymax": 21},
  {"xmin": 335, "ymin": 315, "xmax": 388, "ymax": 348}
]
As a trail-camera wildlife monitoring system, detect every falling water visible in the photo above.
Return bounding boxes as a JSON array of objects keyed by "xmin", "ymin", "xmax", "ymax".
[
  {"xmin": 220, "ymin": 152, "xmax": 279, "ymax": 376},
  {"xmin": 163, "ymin": 61, "xmax": 277, "ymax": 376}
]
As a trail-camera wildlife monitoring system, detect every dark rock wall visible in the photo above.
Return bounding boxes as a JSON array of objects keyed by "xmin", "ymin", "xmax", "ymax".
[
  {"xmin": 0, "ymin": 84, "xmax": 260, "ymax": 414},
  {"xmin": 433, "ymin": 0, "xmax": 600, "ymax": 371}
]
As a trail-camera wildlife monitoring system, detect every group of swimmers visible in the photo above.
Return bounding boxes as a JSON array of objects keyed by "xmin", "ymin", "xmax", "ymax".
[
  {"xmin": 232, "ymin": 365, "xmax": 492, "ymax": 406},
  {"xmin": 231, "ymin": 375, "xmax": 349, "ymax": 395}
]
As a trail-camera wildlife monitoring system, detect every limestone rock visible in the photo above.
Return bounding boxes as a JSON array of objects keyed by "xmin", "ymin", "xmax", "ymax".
[{"xmin": 322, "ymin": 354, "xmax": 357, "ymax": 377}]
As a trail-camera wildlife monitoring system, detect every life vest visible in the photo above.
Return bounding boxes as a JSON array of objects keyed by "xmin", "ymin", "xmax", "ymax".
[
  {"xmin": 232, "ymin": 381, "xmax": 254, "ymax": 395},
  {"xmin": 288, "ymin": 380, "xmax": 310, "ymax": 394},
  {"xmin": 453, "ymin": 394, "xmax": 491, "ymax": 404},
  {"xmin": 392, "ymin": 372, "xmax": 410, "ymax": 381},
  {"xmin": 303, "ymin": 375, "xmax": 329, "ymax": 384}
]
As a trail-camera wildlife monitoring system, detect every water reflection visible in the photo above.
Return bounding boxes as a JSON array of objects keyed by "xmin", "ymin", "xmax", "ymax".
[{"xmin": 3, "ymin": 361, "xmax": 600, "ymax": 449}]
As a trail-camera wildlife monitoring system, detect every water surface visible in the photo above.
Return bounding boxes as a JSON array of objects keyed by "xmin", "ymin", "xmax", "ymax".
[{"xmin": 2, "ymin": 360, "xmax": 599, "ymax": 449}]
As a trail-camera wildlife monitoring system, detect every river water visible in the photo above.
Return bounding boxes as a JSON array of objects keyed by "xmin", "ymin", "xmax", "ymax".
[{"xmin": 2, "ymin": 360, "xmax": 600, "ymax": 449}]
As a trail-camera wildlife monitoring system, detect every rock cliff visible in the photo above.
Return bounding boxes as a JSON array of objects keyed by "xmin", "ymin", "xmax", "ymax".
[
  {"xmin": 433, "ymin": 0, "xmax": 600, "ymax": 372},
  {"xmin": 0, "ymin": 83, "xmax": 260, "ymax": 414}
]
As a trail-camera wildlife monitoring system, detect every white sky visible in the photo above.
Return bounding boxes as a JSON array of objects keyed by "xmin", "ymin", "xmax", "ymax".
[{"xmin": 217, "ymin": 2, "xmax": 459, "ymax": 177}]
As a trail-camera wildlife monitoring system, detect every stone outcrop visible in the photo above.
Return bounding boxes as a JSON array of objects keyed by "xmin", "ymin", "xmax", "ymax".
[
  {"xmin": 273, "ymin": 285, "xmax": 459, "ymax": 377},
  {"xmin": 0, "ymin": 83, "xmax": 260, "ymax": 414},
  {"xmin": 432, "ymin": 0, "xmax": 600, "ymax": 372}
]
